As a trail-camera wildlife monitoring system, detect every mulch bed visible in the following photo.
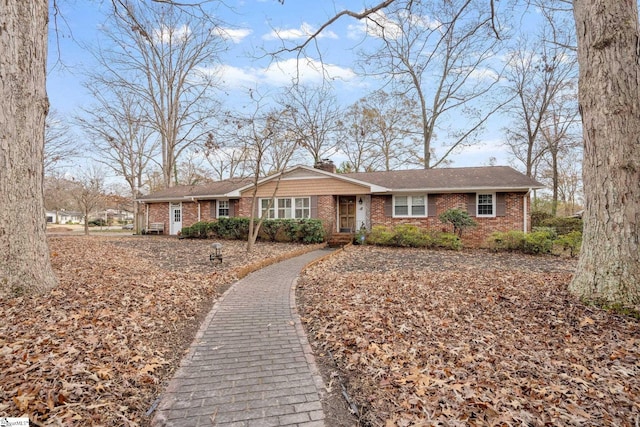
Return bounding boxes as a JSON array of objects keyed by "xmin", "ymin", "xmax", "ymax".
[{"xmin": 297, "ymin": 246, "xmax": 640, "ymax": 426}]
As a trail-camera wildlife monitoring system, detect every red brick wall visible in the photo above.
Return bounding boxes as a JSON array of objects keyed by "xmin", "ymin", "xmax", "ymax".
[
  {"xmin": 147, "ymin": 203, "xmax": 169, "ymax": 232},
  {"xmin": 182, "ymin": 202, "xmax": 199, "ymax": 227},
  {"xmin": 371, "ymin": 192, "xmax": 531, "ymax": 247}
]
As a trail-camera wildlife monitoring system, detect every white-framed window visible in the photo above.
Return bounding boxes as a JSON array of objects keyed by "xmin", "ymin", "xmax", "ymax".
[
  {"xmin": 477, "ymin": 193, "xmax": 495, "ymax": 217},
  {"xmin": 217, "ymin": 200, "xmax": 230, "ymax": 218},
  {"xmin": 261, "ymin": 197, "xmax": 311, "ymax": 219},
  {"xmin": 393, "ymin": 195, "xmax": 427, "ymax": 217}
]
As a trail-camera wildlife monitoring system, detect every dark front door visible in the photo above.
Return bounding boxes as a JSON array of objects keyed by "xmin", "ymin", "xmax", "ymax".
[{"xmin": 338, "ymin": 196, "xmax": 356, "ymax": 232}]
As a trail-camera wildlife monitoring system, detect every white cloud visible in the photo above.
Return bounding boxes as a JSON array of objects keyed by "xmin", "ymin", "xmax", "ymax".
[
  {"xmin": 213, "ymin": 58, "xmax": 356, "ymax": 89},
  {"xmin": 262, "ymin": 22, "xmax": 338, "ymax": 41},
  {"xmin": 152, "ymin": 25, "xmax": 191, "ymax": 44},
  {"xmin": 348, "ymin": 10, "xmax": 440, "ymax": 40},
  {"xmin": 213, "ymin": 27, "xmax": 252, "ymax": 44}
]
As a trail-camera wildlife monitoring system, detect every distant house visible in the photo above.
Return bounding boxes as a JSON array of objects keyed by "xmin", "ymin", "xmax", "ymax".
[
  {"xmin": 136, "ymin": 163, "xmax": 543, "ymax": 246},
  {"xmin": 46, "ymin": 210, "xmax": 84, "ymax": 224}
]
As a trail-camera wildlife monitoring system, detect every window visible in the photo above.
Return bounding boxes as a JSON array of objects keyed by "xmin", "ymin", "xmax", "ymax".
[
  {"xmin": 260, "ymin": 197, "xmax": 311, "ymax": 219},
  {"xmin": 393, "ymin": 195, "xmax": 427, "ymax": 217},
  {"xmin": 217, "ymin": 200, "xmax": 229, "ymax": 218},
  {"xmin": 477, "ymin": 193, "xmax": 495, "ymax": 217}
]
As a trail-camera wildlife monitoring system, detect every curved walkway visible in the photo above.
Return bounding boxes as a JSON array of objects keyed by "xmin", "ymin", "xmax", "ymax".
[{"xmin": 152, "ymin": 249, "xmax": 333, "ymax": 427}]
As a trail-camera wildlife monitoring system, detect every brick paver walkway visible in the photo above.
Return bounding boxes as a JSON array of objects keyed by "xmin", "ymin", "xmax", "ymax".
[{"xmin": 152, "ymin": 249, "xmax": 332, "ymax": 427}]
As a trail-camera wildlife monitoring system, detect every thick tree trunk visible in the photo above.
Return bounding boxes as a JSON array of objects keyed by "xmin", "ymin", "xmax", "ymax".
[
  {"xmin": 570, "ymin": 0, "xmax": 640, "ymax": 304},
  {"xmin": 0, "ymin": 1, "xmax": 58, "ymax": 294}
]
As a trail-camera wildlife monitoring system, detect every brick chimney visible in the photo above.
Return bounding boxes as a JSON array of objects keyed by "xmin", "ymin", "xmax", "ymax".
[{"xmin": 314, "ymin": 159, "xmax": 336, "ymax": 174}]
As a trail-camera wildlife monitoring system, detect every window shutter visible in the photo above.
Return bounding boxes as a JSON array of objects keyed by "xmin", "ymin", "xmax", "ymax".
[
  {"xmin": 427, "ymin": 195, "xmax": 437, "ymax": 217},
  {"xmin": 466, "ymin": 193, "xmax": 476, "ymax": 216},
  {"xmin": 228, "ymin": 200, "xmax": 236, "ymax": 217},
  {"xmin": 384, "ymin": 196, "xmax": 393, "ymax": 217},
  {"xmin": 310, "ymin": 196, "xmax": 318, "ymax": 218},
  {"xmin": 496, "ymin": 192, "xmax": 506, "ymax": 217},
  {"xmin": 210, "ymin": 201, "xmax": 216, "ymax": 219}
]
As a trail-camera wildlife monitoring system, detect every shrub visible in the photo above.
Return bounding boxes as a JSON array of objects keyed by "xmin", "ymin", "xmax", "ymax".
[
  {"xmin": 261, "ymin": 219, "xmax": 283, "ymax": 242},
  {"xmin": 367, "ymin": 225, "xmax": 395, "ymax": 246},
  {"xmin": 487, "ymin": 230, "xmax": 526, "ymax": 252},
  {"xmin": 540, "ymin": 216, "xmax": 583, "ymax": 235},
  {"xmin": 298, "ymin": 219, "xmax": 326, "ymax": 244},
  {"xmin": 532, "ymin": 226, "xmax": 558, "ymax": 240},
  {"xmin": 191, "ymin": 221, "xmax": 210, "ymax": 238},
  {"xmin": 391, "ymin": 224, "xmax": 432, "ymax": 247},
  {"xmin": 524, "ymin": 229, "xmax": 555, "ymax": 254},
  {"xmin": 282, "ymin": 220, "xmax": 302, "ymax": 242},
  {"xmin": 433, "ymin": 232, "xmax": 462, "ymax": 251},
  {"xmin": 531, "ymin": 210, "xmax": 553, "ymax": 227},
  {"xmin": 439, "ymin": 208, "xmax": 477, "ymax": 237},
  {"xmin": 215, "ymin": 217, "xmax": 250, "ymax": 240},
  {"xmin": 554, "ymin": 231, "xmax": 582, "ymax": 257}
]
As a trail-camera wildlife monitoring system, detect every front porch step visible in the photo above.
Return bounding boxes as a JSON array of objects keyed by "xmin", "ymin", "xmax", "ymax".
[{"xmin": 327, "ymin": 233, "xmax": 354, "ymax": 247}]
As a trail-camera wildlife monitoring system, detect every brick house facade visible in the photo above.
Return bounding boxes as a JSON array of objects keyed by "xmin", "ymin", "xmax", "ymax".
[{"xmin": 137, "ymin": 164, "xmax": 542, "ymax": 247}]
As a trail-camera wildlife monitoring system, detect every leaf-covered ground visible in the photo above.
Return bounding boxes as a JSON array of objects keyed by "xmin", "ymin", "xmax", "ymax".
[
  {"xmin": 0, "ymin": 236, "xmax": 311, "ymax": 426},
  {"xmin": 298, "ymin": 246, "xmax": 640, "ymax": 426}
]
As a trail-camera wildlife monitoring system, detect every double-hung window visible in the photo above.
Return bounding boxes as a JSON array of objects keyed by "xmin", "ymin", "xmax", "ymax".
[
  {"xmin": 261, "ymin": 197, "xmax": 311, "ymax": 219},
  {"xmin": 393, "ymin": 195, "xmax": 427, "ymax": 217},
  {"xmin": 477, "ymin": 193, "xmax": 495, "ymax": 217},
  {"xmin": 217, "ymin": 200, "xmax": 230, "ymax": 218}
]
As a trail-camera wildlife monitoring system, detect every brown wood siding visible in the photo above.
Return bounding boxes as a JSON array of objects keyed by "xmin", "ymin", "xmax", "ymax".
[{"xmin": 241, "ymin": 177, "xmax": 369, "ymax": 198}]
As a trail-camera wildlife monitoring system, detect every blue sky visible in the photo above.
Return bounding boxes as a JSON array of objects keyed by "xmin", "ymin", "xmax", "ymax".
[{"xmin": 46, "ymin": 0, "xmax": 539, "ymax": 171}]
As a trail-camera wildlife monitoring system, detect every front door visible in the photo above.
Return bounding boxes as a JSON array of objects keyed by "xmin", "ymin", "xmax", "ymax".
[
  {"xmin": 170, "ymin": 203, "xmax": 182, "ymax": 235},
  {"xmin": 338, "ymin": 196, "xmax": 356, "ymax": 232}
]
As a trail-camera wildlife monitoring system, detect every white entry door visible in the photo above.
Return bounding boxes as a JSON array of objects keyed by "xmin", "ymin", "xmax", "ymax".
[{"xmin": 170, "ymin": 203, "xmax": 182, "ymax": 235}]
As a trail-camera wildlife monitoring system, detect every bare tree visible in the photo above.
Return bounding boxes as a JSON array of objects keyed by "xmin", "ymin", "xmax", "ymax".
[
  {"xmin": 361, "ymin": 90, "xmax": 418, "ymax": 171},
  {"xmin": 335, "ymin": 100, "xmax": 380, "ymax": 173},
  {"xmin": 223, "ymin": 92, "xmax": 299, "ymax": 252},
  {"xmin": 76, "ymin": 86, "xmax": 158, "ymax": 233},
  {"xmin": 539, "ymin": 92, "xmax": 581, "ymax": 216},
  {"xmin": 357, "ymin": 0, "xmax": 507, "ymax": 168},
  {"xmin": 279, "ymin": 84, "xmax": 341, "ymax": 164},
  {"xmin": 201, "ymin": 132, "xmax": 250, "ymax": 180},
  {"xmin": 0, "ymin": 1, "xmax": 57, "ymax": 294},
  {"xmin": 45, "ymin": 110, "xmax": 79, "ymax": 174},
  {"xmin": 71, "ymin": 167, "xmax": 106, "ymax": 236},
  {"xmin": 93, "ymin": 1, "xmax": 225, "ymax": 188},
  {"xmin": 503, "ymin": 28, "xmax": 577, "ymax": 179},
  {"xmin": 569, "ymin": 0, "xmax": 640, "ymax": 304}
]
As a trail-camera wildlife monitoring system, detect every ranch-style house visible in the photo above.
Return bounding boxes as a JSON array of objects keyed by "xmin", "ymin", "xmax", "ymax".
[{"xmin": 137, "ymin": 162, "xmax": 543, "ymax": 246}]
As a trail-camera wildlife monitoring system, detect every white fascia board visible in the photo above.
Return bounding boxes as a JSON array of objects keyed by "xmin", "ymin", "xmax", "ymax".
[{"xmin": 373, "ymin": 185, "xmax": 544, "ymax": 194}]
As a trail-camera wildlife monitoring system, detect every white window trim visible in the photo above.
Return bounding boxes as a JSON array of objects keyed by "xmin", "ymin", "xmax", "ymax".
[
  {"xmin": 259, "ymin": 197, "xmax": 311, "ymax": 219},
  {"xmin": 392, "ymin": 195, "xmax": 428, "ymax": 218},
  {"xmin": 477, "ymin": 192, "xmax": 496, "ymax": 218},
  {"xmin": 217, "ymin": 199, "xmax": 230, "ymax": 218}
]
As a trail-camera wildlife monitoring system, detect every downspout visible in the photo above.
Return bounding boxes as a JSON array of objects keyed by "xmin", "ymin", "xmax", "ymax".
[
  {"xmin": 191, "ymin": 197, "xmax": 201, "ymax": 222},
  {"xmin": 523, "ymin": 189, "xmax": 532, "ymax": 233},
  {"xmin": 145, "ymin": 204, "xmax": 149, "ymax": 230}
]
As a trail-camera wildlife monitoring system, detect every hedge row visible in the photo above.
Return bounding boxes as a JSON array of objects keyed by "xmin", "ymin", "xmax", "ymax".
[
  {"xmin": 486, "ymin": 228, "xmax": 582, "ymax": 257},
  {"xmin": 361, "ymin": 224, "xmax": 463, "ymax": 251},
  {"xmin": 180, "ymin": 217, "xmax": 325, "ymax": 244}
]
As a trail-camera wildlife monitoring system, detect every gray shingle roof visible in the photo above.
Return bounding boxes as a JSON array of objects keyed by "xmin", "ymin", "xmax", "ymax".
[
  {"xmin": 137, "ymin": 177, "xmax": 253, "ymax": 201},
  {"xmin": 343, "ymin": 166, "xmax": 543, "ymax": 192},
  {"xmin": 137, "ymin": 166, "xmax": 542, "ymax": 201}
]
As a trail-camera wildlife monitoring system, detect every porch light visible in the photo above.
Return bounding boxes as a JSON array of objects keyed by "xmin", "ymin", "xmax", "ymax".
[{"xmin": 358, "ymin": 197, "xmax": 363, "ymax": 205}]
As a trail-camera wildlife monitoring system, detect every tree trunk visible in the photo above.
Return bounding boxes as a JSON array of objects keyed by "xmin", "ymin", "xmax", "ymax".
[
  {"xmin": 0, "ymin": 1, "xmax": 58, "ymax": 294},
  {"xmin": 570, "ymin": 0, "xmax": 640, "ymax": 305}
]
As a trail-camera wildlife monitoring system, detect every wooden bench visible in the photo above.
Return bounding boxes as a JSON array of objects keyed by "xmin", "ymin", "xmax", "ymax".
[{"xmin": 147, "ymin": 222, "xmax": 164, "ymax": 234}]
